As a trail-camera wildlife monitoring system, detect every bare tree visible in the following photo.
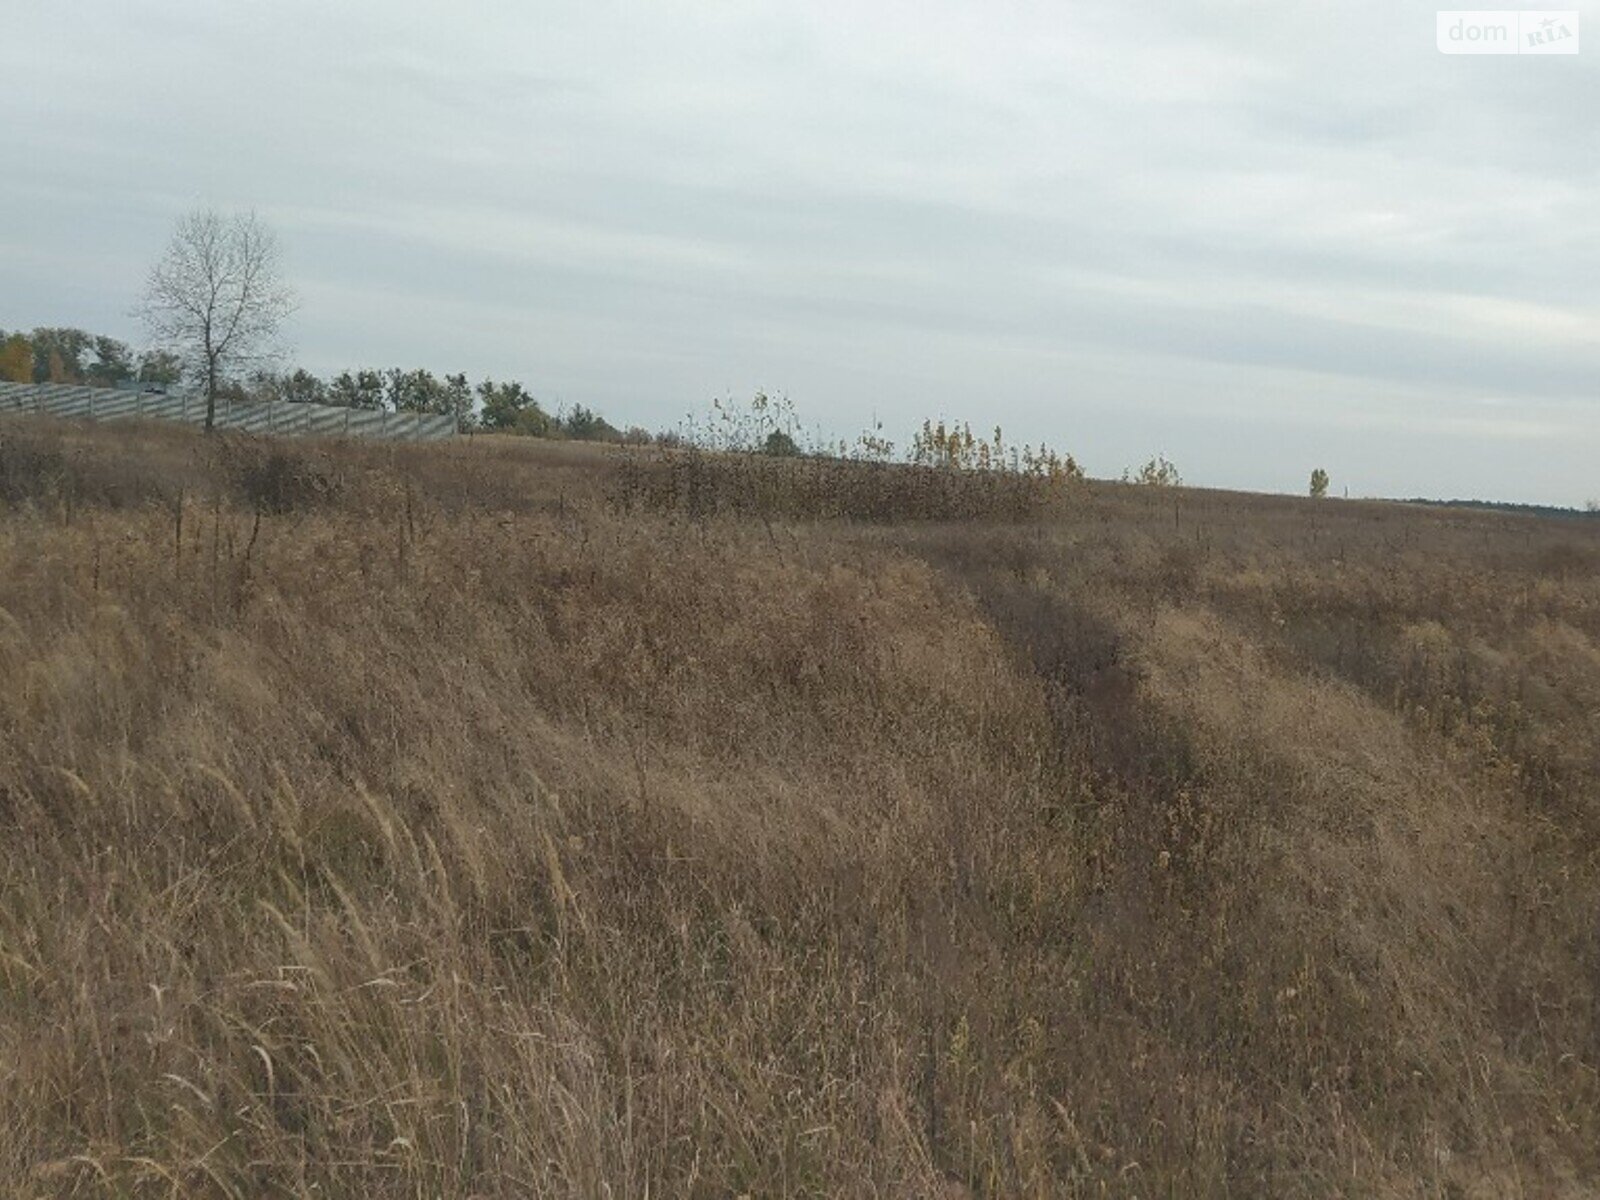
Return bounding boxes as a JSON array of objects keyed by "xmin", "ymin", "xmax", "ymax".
[{"xmin": 139, "ymin": 209, "xmax": 294, "ymax": 431}]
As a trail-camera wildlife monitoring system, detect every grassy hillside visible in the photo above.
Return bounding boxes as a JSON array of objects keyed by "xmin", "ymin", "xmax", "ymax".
[{"xmin": 1, "ymin": 417, "xmax": 1597, "ymax": 1196}]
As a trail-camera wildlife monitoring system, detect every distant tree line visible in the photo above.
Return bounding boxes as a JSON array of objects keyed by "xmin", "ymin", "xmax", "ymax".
[
  {"xmin": 228, "ymin": 367, "xmax": 647, "ymax": 441},
  {"xmin": 0, "ymin": 325, "xmax": 646, "ymax": 442},
  {"xmin": 0, "ymin": 326, "xmax": 181, "ymax": 388},
  {"xmin": 1402, "ymin": 497, "xmax": 1600, "ymax": 520}
]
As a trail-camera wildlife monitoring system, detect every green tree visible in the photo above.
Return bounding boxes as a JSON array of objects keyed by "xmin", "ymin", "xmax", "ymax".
[
  {"xmin": 561, "ymin": 403, "xmax": 619, "ymax": 442},
  {"xmin": 281, "ymin": 368, "xmax": 327, "ymax": 405},
  {"xmin": 138, "ymin": 349, "xmax": 183, "ymax": 385},
  {"xmin": 1309, "ymin": 468, "xmax": 1330, "ymax": 498},
  {"xmin": 443, "ymin": 372, "xmax": 475, "ymax": 433},
  {"xmin": 384, "ymin": 367, "xmax": 446, "ymax": 414},
  {"xmin": 477, "ymin": 379, "xmax": 547, "ymax": 433},
  {"xmin": 514, "ymin": 405, "xmax": 554, "ymax": 436},
  {"xmin": 244, "ymin": 368, "xmax": 324, "ymax": 405},
  {"xmin": 328, "ymin": 369, "xmax": 385, "ymax": 410},
  {"xmin": 29, "ymin": 328, "xmax": 94, "ymax": 383},
  {"xmin": 84, "ymin": 336, "xmax": 134, "ymax": 387}
]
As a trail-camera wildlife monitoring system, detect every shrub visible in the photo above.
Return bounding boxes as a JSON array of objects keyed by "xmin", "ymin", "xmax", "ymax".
[
  {"xmin": 0, "ymin": 429, "xmax": 69, "ymax": 507},
  {"xmin": 763, "ymin": 429, "xmax": 801, "ymax": 457},
  {"xmin": 218, "ymin": 438, "xmax": 342, "ymax": 513}
]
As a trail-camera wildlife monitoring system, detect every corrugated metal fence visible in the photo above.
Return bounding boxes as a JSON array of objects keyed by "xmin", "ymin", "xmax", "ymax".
[{"xmin": 0, "ymin": 382, "xmax": 457, "ymax": 442}]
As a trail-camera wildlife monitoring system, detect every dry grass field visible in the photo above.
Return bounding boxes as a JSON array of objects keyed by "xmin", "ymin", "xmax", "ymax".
[{"xmin": 1, "ymin": 415, "xmax": 1597, "ymax": 1197}]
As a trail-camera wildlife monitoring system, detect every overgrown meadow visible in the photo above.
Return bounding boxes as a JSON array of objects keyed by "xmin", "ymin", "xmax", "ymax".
[{"xmin": 1, "ymin": 416, "xmax": 1598, "ymax": 1196}]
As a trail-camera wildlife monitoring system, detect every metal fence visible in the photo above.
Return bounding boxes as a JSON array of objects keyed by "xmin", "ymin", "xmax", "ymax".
[{"xmin": 0, "ymin": 382, "xmax": 457, "ymax": 442}]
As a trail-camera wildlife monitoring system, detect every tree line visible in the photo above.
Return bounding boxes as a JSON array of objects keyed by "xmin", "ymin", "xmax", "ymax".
[
  {"xmin": 235, "ymin": 366, "xmax": 642, "ymax": 440},
  {"xmin": 0, "ymin": 326, "xmax": 182, "ymax": 390},
  {"xmin": 0, "ymin": 325, "xmax": 640, "ymax": 440}
]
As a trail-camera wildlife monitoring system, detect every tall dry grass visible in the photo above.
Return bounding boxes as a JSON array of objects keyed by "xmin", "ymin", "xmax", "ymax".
[{"xmin": 1, "ymin": 415, "xmax": 1597, "ymax": 1196}]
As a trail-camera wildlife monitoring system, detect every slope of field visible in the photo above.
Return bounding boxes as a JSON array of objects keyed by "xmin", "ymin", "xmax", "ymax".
[{"xmin": 1, "ymin": 417, "xmax": 1597, "ymax": 1196}]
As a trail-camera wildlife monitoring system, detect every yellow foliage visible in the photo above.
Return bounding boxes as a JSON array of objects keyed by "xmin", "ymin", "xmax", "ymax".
[{"xmin": 0, "ymin": 333, "xmax": 31, "ymax": 383}]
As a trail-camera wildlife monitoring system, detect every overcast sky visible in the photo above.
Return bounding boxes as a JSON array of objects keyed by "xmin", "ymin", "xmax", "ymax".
[{"xmin": 3, "ymin": 1, "xmax": 1596, "ymax": 503}]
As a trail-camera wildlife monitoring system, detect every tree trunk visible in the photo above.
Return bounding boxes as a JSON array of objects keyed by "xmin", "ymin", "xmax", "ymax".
[{"xmin": 205, "ymin": 359, "xmax": 217, "ymax": 432}]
